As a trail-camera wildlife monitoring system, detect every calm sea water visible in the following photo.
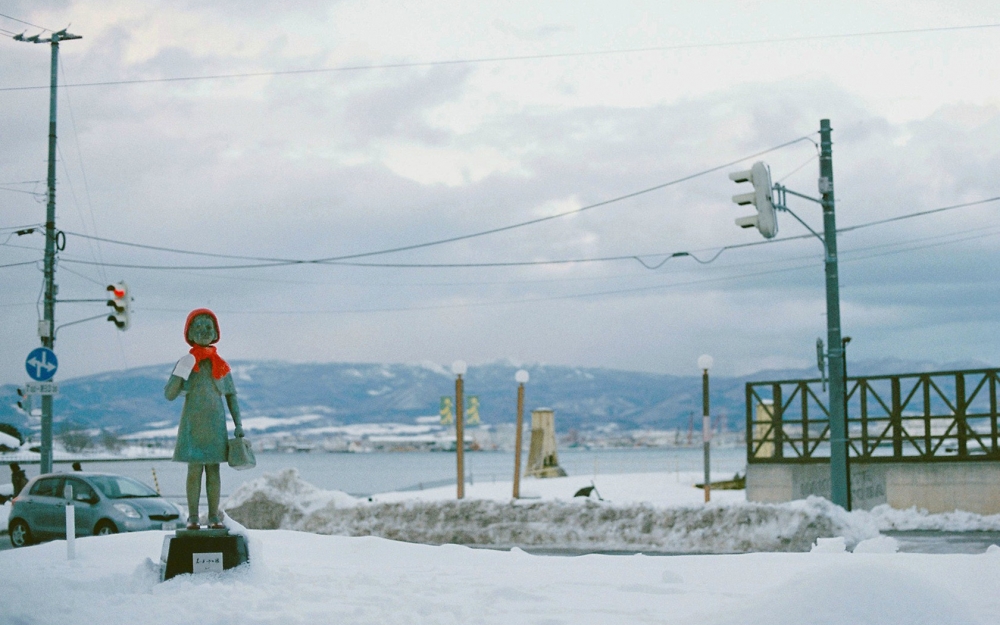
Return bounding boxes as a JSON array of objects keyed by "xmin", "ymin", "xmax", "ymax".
[{"xmin": 39, "ymin": 446, "xmax": 748, "ymax": 501}]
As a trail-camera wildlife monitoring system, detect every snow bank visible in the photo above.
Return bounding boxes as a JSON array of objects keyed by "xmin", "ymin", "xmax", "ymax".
[
  {"xmin": 225, "ymin": 470, "xmax": 879, "ymax": 552},
  {"xmin": 866, "ymin": 504, "xmax": 1000, "ymax": 532},
  {"xmin": 0, "ymin": 431, "xmax": 20, "ymax": 449},
  {"xmin": 296, "ymin": 496, "xmax": 878, "ymax": 553},
  {"xmin": 223, "ymin": 468, "xmax": 359, "ymax": 529}
]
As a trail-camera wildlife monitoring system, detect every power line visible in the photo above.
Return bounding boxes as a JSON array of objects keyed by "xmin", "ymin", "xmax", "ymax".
[
  {"xmin": 0, "ymin": 222, "xmax": 43, "ymax": 232},
  {"xmin": 315, "ymin": 136, "xmax": 819, "ymax": 262},
  {"xmin": 58, "ymin": 191, "xmax": 998, "ymax": 272},
  {"xmin": 57, "ymin": 262, "xmax": 107, "ymax": 286},
  {"xmin": 838, "ymin": 196, "xmax": 1000, "ymax": 233},
  {"xmin": 0, "ymin": 12, "xmax": 54, "ymax": 32},
  {"xmin": 0, "ymin": 259, "xmax": 41, "ymax": 269},
  {"xmin": 3, "ymin": 22, "xmax": 1000, "ymax": 92},
  {"xmin": 115, "ymin": 222, "xmax": 999, "ymax": 298},
  {"xmin": 136, "ymin": 225, "xmax": 1000, "ymax": 317},
  {"xmin": 58, "ymin": 134, "xmax": 816, "ymax": 270},
  {"xmin": 346, "ymin": 194, "xmax": 1000, "ymax": 269},
  {"xmin": 139, "ymin": 262, "xmax": 820, "ymax": 316},
  {"xmin": 0, "ymin": 185, "xmax": 44, "ymax": 196}
]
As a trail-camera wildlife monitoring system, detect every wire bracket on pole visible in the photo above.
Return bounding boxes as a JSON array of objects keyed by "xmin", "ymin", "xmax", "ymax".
[
  {"xmin": 54, "ymin": 313, "xmax": 109, "ymax": 338},
  {"xmin": 772, "ymin": 184, "xmax": 831, "ymax": 260}
]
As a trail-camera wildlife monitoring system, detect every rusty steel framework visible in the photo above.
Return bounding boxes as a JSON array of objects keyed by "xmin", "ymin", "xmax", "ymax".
[{"xmin": 746, "ymin": 368, "xmax": 1000, "ymax": 463}]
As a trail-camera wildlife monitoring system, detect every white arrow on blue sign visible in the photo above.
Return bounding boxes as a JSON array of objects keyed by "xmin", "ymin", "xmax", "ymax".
[{"xmin": 25, "ymin": 347, "xmax": 58, "ymax": 382}]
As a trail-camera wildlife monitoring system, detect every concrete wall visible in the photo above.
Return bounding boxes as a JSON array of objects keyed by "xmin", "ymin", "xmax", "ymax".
[{"xmin": 747, "ymin": 461, "xmax": 1000, "ymax": 514}]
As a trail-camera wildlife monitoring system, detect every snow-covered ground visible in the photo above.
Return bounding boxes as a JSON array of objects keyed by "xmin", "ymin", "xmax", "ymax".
[
  {"xmin": 5, "ymin": 469, "xmax": 1000, "ymax": 623},
  {"xmin": 0, "ymin": 445, "xmax": 172, "ymax": 463},
  {"xmin": 2, "ymin": 524, "xmax": 999, "ymax": 624}
]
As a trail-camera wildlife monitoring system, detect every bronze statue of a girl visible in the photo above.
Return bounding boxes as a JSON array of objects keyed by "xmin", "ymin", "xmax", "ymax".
[{"xmin": 165, "ymin": 309, "xmax": 244, "ymax": 530}]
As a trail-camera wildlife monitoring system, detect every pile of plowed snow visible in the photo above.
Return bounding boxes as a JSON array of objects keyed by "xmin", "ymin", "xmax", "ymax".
[
  {"xmin": 865, "ymin": 504, "xmax": 1000, "ymax": 531},
  {"xmin": 224, "ymin": 469, "xmax": 880, "ymax": 552}
]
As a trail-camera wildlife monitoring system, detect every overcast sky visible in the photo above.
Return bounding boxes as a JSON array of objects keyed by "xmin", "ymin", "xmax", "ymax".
[{"xmin": 1, "ymin": 0, "xmax": 999, "ymax": 383}]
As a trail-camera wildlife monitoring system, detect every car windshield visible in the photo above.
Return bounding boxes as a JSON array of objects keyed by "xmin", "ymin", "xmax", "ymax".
[{"xmin": 88, "ymin": 475, "xmax": 159, "ymax": 499}]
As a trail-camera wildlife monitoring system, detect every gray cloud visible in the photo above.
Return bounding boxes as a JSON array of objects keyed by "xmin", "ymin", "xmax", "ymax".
[{"xmin": 2, "ymin": 4, "xmax": 999, "ymax": 384}]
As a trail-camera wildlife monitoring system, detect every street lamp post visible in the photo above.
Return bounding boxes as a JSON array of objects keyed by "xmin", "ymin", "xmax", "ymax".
[
  {"xmin": 452, "ymin": 360, "xmax": 467, "ymax": 499},
  {"xmin": 512, "ymin": 369, "xmax": 529, "ymax": 499},
  {"xmin": 698, "ymin": 354, "xmax": 714, "ymax": 503}
]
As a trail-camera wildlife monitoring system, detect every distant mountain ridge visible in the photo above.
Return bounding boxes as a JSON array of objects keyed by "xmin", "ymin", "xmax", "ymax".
[{"xmin": 0, "ymin": 357, "xmax": 993, "ymax": 437}]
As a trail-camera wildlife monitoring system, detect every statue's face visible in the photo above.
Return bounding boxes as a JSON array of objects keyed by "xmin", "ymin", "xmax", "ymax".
[{"xmin": 188, "ymin": 314, "xmax": 218, "ymax": 346}]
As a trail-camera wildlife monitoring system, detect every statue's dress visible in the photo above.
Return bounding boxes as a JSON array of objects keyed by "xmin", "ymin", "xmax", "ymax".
[{"xmin": 172, "ymin": 359, "xmax": 236, "ymax": 464}]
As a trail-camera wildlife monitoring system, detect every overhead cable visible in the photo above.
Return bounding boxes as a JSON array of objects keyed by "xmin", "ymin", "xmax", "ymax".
[
  {"xmin": 60, "ymin": 191, "xmax": 996, "ymax": 272},
  {"xmin": 3, "ymin": 23, "xmax": 1000, "ymax": 92},
  {"xmin": 59, "ymin": 134, "xmax": 817, "ymax": 269},
  {"xmin": 838, "ymin": 196, "xmax": 1000, "ymax": 233},
  {"xmin": 135, "ymin": 227, "xmax": 1000, "ymax": 317},
  {"xmin": 0, "ymin": 12, "xmax": 53, "ymax": 32}
]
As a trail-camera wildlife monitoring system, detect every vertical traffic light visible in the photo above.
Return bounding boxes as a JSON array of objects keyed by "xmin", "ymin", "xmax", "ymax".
[
  {"xmin": 106, "ymin": 281, "xmax": 131, "ymax": 330},
  {"xmin": 16, "ymin": 387, "xmax": 32, "ymax": 414},
  {"xmin": 729, "ymin": 161, "xmax": 777, "ymax": 238}
]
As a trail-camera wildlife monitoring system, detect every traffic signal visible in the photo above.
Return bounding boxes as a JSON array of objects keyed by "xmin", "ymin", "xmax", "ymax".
[
  {"xmin": 16, "ymin": 387, "xmax": 31, "ymax": 414},
  {"xmin": 729, "ymin": 161, "xmax": 777, "ymax": 239},
  {"xmin": 106, "ymin": 281, "xmax": 131, "ymax": 330}
]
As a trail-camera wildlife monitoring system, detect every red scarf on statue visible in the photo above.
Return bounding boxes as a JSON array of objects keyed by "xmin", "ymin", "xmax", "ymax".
[{"xmin": 184, "ymin": 308, "xmax": 231, "ymax": 380}]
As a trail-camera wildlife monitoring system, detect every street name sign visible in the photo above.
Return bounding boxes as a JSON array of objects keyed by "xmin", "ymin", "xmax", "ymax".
[{"xmin": 24, "ymin": 382, "xmax": 59, "ymax": 395}]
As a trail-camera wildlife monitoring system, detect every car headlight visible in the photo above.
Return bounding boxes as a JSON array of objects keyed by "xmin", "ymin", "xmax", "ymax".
[{"xmin": 113, "ymin": 503, "xmax": 141, "ymax": 518}]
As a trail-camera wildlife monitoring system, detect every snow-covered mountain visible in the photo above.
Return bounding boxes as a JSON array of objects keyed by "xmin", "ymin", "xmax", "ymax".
[{"xmin": 0, "ymin": 358, "xmax": 991, "ymax": 438}]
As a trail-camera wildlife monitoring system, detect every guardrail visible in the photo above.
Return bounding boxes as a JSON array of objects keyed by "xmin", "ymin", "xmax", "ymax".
[{"xmin": 746, "ymin": 368, "xmax": 1000, "ymax": 463}]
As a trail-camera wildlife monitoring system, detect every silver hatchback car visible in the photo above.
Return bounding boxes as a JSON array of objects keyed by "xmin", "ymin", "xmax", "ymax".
[{"xmin": 8, "ymin": 472, "xmax": 183, "ymax": 547}]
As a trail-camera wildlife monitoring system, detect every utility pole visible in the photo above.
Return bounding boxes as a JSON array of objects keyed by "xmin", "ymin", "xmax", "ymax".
[
  {"xmin": 819, "ymin": 119, "xmax": 850, "ymax": 510},
  {"xmin": 729, "ymin": 118, "xmax": 850, "ymax": 510},
  {"xmin": 14, "ymin": 28, "xmax": 83, "ymax": 474}
]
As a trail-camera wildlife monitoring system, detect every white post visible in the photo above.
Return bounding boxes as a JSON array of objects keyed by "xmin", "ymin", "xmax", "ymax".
[
  {"xmin": 65, "ymin": 503, "xmax": 76, "ymax": 560},
  {"xmin": 698, "ymin": 355, "xmax": 714, "ymax": 504}
]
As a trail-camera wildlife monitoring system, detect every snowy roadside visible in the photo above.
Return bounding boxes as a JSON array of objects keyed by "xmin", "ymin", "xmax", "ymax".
[
  {"xmin": 4, "ymin": 469, "xmax": 1000, "ymax": 623},
  {"xmin": 224, "ymin": 468, "xmax": 1000, "ymax": 553},
  {"xmin": 223, "ymin": 469, "xmax": 879, "ymax": 552}
]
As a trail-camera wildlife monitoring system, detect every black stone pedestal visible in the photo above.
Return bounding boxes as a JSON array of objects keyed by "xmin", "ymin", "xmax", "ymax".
[{"xmin": 161, "ymin": 529, "xmax": 249, "ymax": 581}]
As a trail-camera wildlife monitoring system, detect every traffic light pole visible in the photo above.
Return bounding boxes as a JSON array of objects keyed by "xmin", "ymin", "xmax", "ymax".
[
  {"xmin": 819, "ymin": 119, "xmax": 851, "ymax": 510},
  {"xmin": 757, "ymin": 120, "xmax": 850, "ymax": 510},
  {"xmin": 15, "ymin": 29, "xmax": 82, "ymax": 474}
]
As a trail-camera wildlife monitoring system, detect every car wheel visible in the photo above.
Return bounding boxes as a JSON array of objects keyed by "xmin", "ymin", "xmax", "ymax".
[
  {"xmin": 94, "ymin": 520, "xmax": 118, "ymax": 536},
  {"xmin": 9, "ymin": 519, "xmax": 33, "ymax": 548}
]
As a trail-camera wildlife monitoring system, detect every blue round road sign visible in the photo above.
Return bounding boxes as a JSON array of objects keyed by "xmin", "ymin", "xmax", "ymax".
[{"xmin": 25, "ymin": 347, "xmax": 58, "ymax": 381}]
